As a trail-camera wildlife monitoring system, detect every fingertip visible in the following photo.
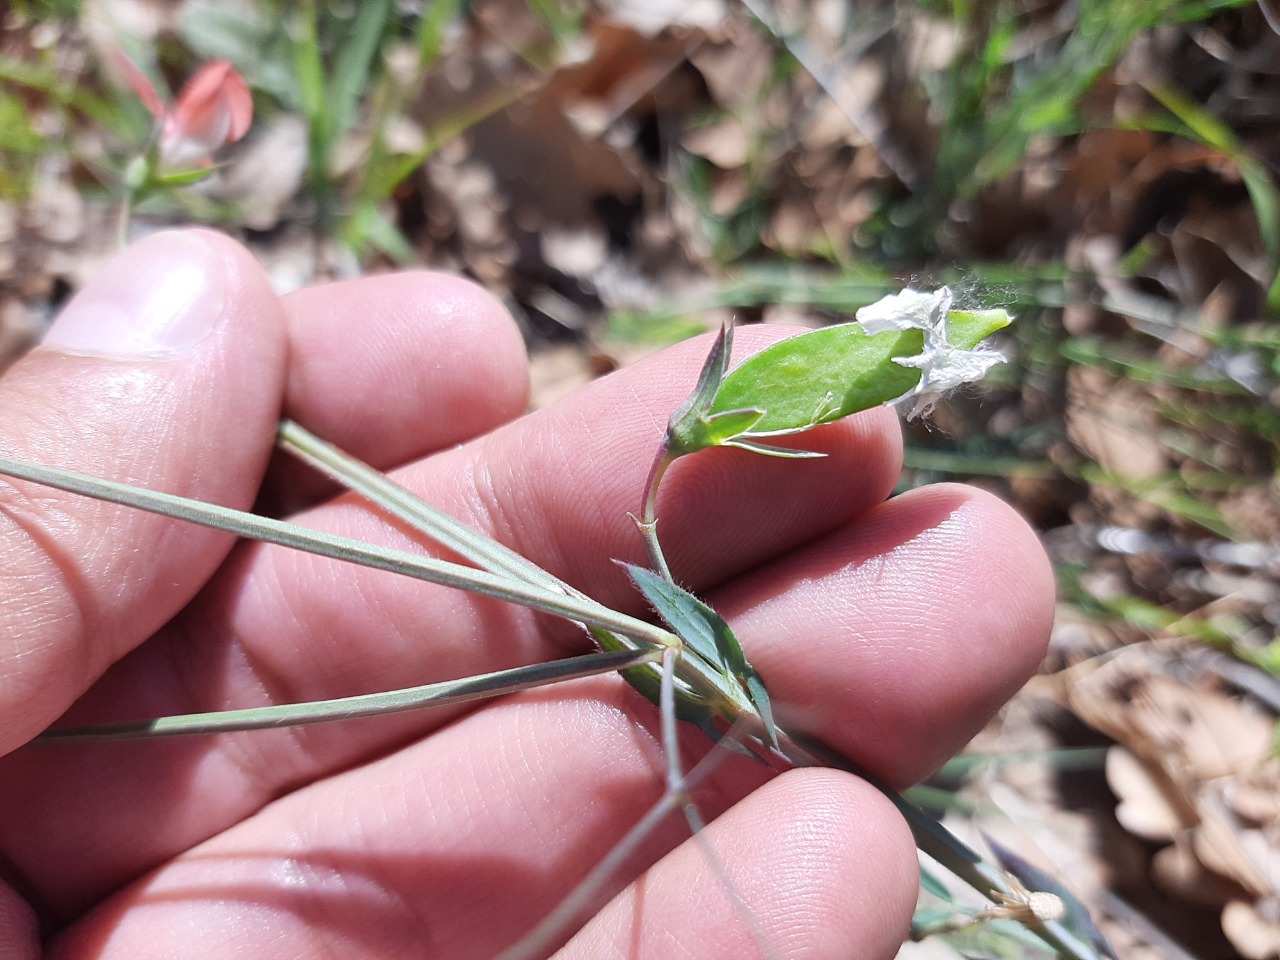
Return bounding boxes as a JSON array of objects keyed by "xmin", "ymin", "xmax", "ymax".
[
  {"xmin": 733, "ymin": 769, "xmax": 919, "ymax": 959},
  {"xmin": 944, "ymin": 481, "xmax": 1055, "ymax": 672},
  {"xmin": 565, "ymin": 768, "xmax": 917, "ymax": 960},
  {"xmin": 885, "ymin": 482, "xmax": 1055, "ymax": 698},
  {"xmin": 729, "ymin": 482, "xmax": 1054, "ymax": 785}
]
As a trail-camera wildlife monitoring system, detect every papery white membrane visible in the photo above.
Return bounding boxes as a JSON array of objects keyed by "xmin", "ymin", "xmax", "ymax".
[
  {"xmin": 896, "ymin": 341, "xmax": 1006, "ymax": 393},
  {"xmin": 856, "ymin": 286, "xmax": 1006, "ymax": 419},
  {"xmin": 855, "ymin": 287, "xmax": 952, "ymax": 335}
]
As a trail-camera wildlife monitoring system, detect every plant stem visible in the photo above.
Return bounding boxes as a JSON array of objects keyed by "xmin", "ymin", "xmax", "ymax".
[
  {"xmin": 659, "ymin": 645, "xmax": 683, "ymax": 791},
  {"xmin": 495, "ymin": 708, "xmax": 749, "ymax": 960},
  {"xmin": 635, "ymin": 445, "xmax": 677, "ymax": 580},
  {"xmin": 115, "ymin": 191, "xmax": 133, "ymax": 247}
]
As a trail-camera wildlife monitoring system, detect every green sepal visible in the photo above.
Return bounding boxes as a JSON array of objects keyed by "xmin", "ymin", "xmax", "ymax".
[
  {"xmin": 622, "ymin": 563, "xmax": 777, "ymax": 746},
  {"xmin": 128, "ymin": 158, "xmax": 222, "ymax": 203},
  {"xmin": 672, "ymin": 407, "xmax": 767, "ymax": 456},
  {"xmin": 665, "ymin": 323, "xmax": 737, "ymax": 457}
]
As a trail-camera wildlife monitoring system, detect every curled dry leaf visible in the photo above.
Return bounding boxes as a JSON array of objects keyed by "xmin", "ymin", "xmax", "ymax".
[
  {"xmin": 1066, "ymin": 366, "xmax": 1168, "ymax": 479},
  {"xmin": 1069, "ymin": 652, "xmax": 1273, "ymax": 783},
  {"xmin": 1070, "ymin": 649, "xmax": 1280, "ymax": 949},
  {"xmin": 1151, "ymin": 843, "xmax": 1253, "ymax": 909},
  {"xmin": 1223, "ymin": 900, "xmax": 1280, "ymax": 960},
  {"xmin": 1106, "ymin": 746, "xmax": 1186, "ymax": 842}
]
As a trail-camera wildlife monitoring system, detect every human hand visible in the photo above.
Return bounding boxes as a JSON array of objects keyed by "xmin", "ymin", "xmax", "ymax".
[{"xmin": 0, "ymin": 230, "xmax": 1054, "ymax": 959}]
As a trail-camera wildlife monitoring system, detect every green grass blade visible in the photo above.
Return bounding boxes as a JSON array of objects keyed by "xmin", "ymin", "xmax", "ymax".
[
  {"xmin": 1144, "ymin": 82, "xmax": 1280, "ymax": 267},
  {"xmin": 415, "ymin": 0, "xmax": 463, "ymax": 64},
  {"xmin": 328, "ymin": 0, "xmax": 391, "ymax": 142},
  {"xmin": 278, "ymin": 419, "xmax": 578, "ymax": 597}
]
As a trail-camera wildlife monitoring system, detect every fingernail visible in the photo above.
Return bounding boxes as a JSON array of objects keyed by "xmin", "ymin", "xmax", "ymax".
[{"xmin": 41, "ymin": 231, "xmax": 226, "ymax": 358}]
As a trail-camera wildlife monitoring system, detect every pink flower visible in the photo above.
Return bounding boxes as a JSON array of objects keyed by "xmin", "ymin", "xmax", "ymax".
[{"xmin": 117, "ymin": 55, "xmax": 253, "ymax": 170}]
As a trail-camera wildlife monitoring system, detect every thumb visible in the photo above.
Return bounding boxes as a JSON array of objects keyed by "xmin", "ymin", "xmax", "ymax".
[{"xmin": 0, "ymin": 230, "xmax": 288, "ymax": 753}]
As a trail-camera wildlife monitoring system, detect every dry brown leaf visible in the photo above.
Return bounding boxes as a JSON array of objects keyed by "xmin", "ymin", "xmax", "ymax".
[
  {"xmin": 682, "ymin": 119, "xmax": 751, "ymax": 169},
  {"xmin": 1223, "ymin": 899, "xmax": 1280, "ymax": 960},
  {"xmin": 1071, "ymin": 655, "xmax": 1272, "ymax": 783},
  {"xmin": 1152, "ymin": 841, "xmax": 1250, "ymax": 908},
  {"xmin": 1066, "ymin": 366, "xmax": 1167, "ymax": 479},
  {"xmin": 1194, "ymin": 807, "xmax": 1276, "ymax": 899},
  {"xmin": 1107, "ymin": 746, "xmax": 1186, "ymax": 841},
  {"xmin": 1229, "ymin": 783, "xmax": 1280, "ymax": 829},
  {"xmin": 556, "ymin": 22, "xmax": 695, "ymax": 135},
  {"xmin": 686, "ymin": 16, "xmax": 774, "ymax": 107}
]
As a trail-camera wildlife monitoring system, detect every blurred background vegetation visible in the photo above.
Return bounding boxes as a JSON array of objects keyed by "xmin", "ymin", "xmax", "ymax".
[{"xmin": 1, "ymin": 1, "xmax": 1278, "ymax": 957}]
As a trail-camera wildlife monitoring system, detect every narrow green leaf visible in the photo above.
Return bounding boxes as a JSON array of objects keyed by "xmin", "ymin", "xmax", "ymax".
[
  {"xmin": 152, "ymin": 165, "xmax": 221, "ymax": 187},
  {"xmin": 622, "ymin": 563, "xmax": 776, "ymax": 744},
  {"xmin": 329, "ymin": 0, "xmax": 392, "ymax": 141},
  {"xmin": 0, "ymin": 454, "xmax": 673, "ymax": 648},
  {"xmin": 290, "ymin": 4, "xmax": 327, "ymax": 131},
  {"xmin": 278, "ymin": 419, "xmax": 573, "ymax": 596},
  {"xmin": 38, "ymin": 649, "xmax": 655, "ymax": 741},
  {"xmin": 415, "ymin": 0, "xmax": 463, "ymax": 64},
  {"xmin": 919, "ymin": 865, "xmax": 956, "ymax": 903},
  {"xmin": 346, "ymin": 201, "xmax": 418, "ymax": 265},
  {"xmin": 624, "ymin": 563, "xmax": 728, "ymax": 672}
]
